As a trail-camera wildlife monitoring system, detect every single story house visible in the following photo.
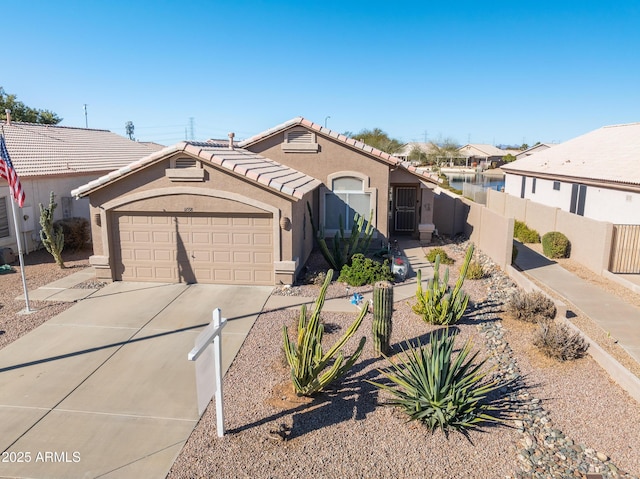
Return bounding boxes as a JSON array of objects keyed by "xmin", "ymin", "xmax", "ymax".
[
  {"xmin": 72, "ymin": 117, "xmax": 441, "ymax": 286},
  {"xmin": 0, "ymin": 120, "xmax": 160, "ymax": 253},
  {"xmin": 457, "ymin": 144, "xmax": 508, "ymax": 167},
  {"xmin": 501, "ymin": 122, "xmax": 640, "ymax": 224}
]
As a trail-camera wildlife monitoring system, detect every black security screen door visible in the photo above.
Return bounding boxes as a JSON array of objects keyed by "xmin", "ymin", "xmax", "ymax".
[{"xmin": 394, "ymin": 187, "xmax": 417, "ymax": 232}]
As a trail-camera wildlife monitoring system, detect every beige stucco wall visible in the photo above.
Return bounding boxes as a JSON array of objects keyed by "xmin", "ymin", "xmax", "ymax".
[
  {"xmin": 486, "ymin": 190, "xmax": 615, "ymax": 275},
  {"xmin": 85, "ymin": 153, "xmax": 302, "ymax": 283},
  {"xmin": 246, "ymin": 131, "xmax": 393, "ymax": 239},
  {"xmin": 556, "ymin": 210, "xmax": 613, "ymax": 274}
]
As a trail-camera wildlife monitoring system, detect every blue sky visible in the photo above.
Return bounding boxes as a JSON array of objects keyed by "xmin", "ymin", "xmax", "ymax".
[{"xmin": 4, "ymin": 1, "xmax": 639, "ymax": 147}]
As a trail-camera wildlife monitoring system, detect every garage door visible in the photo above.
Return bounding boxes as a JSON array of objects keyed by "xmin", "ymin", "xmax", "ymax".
[{"xmin": 113, "ymin": 212, "xmax": 274, "ymax": 285}]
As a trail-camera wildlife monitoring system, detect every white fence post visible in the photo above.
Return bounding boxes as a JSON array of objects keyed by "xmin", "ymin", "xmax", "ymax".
[{"xmin": 188, "ymin": 308, "xmax": 227, "ymax": 437}]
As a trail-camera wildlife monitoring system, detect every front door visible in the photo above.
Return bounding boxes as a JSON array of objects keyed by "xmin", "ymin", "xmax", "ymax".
[{"xmin": 394, "ymin": 186, "xmax": 417, "ymax": 233}]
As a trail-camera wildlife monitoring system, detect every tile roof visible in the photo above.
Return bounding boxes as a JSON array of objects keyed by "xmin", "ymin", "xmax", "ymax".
[
  {"xmin": 72, "ymin": 142, "xmax": 322, "ymax": 200},
  {"xmin": 238, "ymin": 117, "xmax": 440, "ymax": 185},
  {"xmin": 0, "ymin": 122, "xmax": 160, "ymax": 177},
  {"xmin": 502, "ymin": 122, "xmax": 640, "ymax": 187},
  {"xmin": 458, "ymin": 144, "xmax": 507, "ymax": 157}
]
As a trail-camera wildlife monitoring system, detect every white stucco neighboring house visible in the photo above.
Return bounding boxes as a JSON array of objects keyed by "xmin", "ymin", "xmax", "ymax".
[
  {"xmin": 501, "ymin": 122, "xmax": 640, "ymax": 224},
  {"xmin": 0, "ymin": 121, "xmax": 160, "ymax": 254}
]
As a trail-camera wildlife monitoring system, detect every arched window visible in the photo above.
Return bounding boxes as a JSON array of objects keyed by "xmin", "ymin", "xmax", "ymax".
[{"xmin": 323, "ymin": 173, "xmax": 375, "ymax": 232}]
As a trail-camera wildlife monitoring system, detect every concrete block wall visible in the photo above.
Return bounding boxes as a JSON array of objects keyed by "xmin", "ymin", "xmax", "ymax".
[
  {"xmin": 486, "ymin": 190, "xmax": 614, "ymax": 275},
  {"xmin": 434, "ymin": 189, "xmax": 514, "ymax": 270}
]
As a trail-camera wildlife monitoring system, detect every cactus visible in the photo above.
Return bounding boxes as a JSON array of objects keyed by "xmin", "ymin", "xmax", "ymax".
[
  {"xmin": 373, "ymin": 280, "xmax": 393, "ymax": 356},
  {"xmin": 39, "ymin": 191, "xmax": 65, "ymax": 269},
  {"xmin": 283, "ymin": 269, "xmax": 367, "ymax": 396},
  {"xmin": 413, "ymin": 244, "xmax": 474, "ymax": 325},
  {"xmin": 307, "ymin": 202, "xmax": 374, "ymax": 271}
]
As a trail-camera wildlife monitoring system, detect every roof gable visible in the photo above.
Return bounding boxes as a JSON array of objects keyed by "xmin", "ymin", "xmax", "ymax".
[
  {"xmin": 71, "ymin": 142, "xmax": 321, "ymax": 200},
  {"xmin": 458, "ymin": 144, "xmax": 507, "ymax": 157},
  {"xmin": 238, "ymin": 117, "xmax": 439, "ymax": 185},
  {"xmin": 502, "ymin": 122, "xmax": 640, "ymax": 186},
  {"xmin": 1, "ymin": 122, "xmax": 159, "ymax": 177}
]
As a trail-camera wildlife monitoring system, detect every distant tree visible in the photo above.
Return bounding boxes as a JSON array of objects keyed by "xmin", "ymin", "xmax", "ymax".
[
  {"xmin": 0, "ymin": 87, "xmax": 62, "ymax": 124},
  {"xmin": 520, "ymin": 143, "xmax": 529, "ymax": 150},
  {"xmin": 427, "ymin": 138, "xmax": 461, "ymax": 167},
  {"xmin": 125, "ymin": 121, "xmax": 135, "ymax": 140},
  {"xmin": 503, "ymin": 154, "xmax": 517, "ymax": 162},
  {"xmin": 347, "ymin": 128, "xmax": 404, "ymax": 155}
]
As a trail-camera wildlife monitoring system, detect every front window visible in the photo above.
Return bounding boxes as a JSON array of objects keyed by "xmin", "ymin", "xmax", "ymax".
[
  {"xmin": 323, "ymin": 175, "xmax": 374, "ymax": 231},
  {"xmin": 0, "ymin": 197, "xmax": 9, "ymax": 238}
]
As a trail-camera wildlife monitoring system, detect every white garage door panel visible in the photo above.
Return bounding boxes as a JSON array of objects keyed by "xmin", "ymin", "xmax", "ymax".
[{"xmin": 114, "ymin": 213, "xmax": 274, "ymax": 285}]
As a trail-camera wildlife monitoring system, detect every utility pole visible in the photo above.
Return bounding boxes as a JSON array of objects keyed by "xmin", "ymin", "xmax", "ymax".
[{"xmin": 83, "ymin": 104, "xmax": 88, "ymax": 128}]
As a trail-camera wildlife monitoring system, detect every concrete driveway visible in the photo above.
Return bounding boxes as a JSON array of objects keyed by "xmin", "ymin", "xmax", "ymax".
[{"xmin": 0, "ymin": 281, "xmax": 272, "ymax": 479}]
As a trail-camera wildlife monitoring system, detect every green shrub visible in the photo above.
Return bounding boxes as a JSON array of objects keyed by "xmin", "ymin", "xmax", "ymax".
[
  {"xmin": 513, "ymin": 220, "xmax": 540, "ymax": 243},
  {"xmin": 283, "ymin": 270, "xmax": 367, "ymax": 396},
  {"xmin": 54, "ymin": 217, "xmax": 90, "ymax": 251},
  {"xmin": 466, "ymin": 260, "xmax": 484, "ymax": 280},
  {"xmin": 426, "ymin": 247, "xmax": 454, "ymax": 265},
  {"xmin": 368, "ymin": 328, "xmax": 507, "ymax": 433},
  {"xmin": 507, "ymin": 290, "xmax": 556, "ymax": 323},
  {"xmin": 533, "ymin": 320, "xmax": 588, "ymax": 361},
  {"xmin": 414, "ymin": 244, "xmax": 473, "ymax": 325},
  {"xmin": 338, "ymin": 254, "xmax": 394, "ymax": 286},
  {"xmin": 542, "ymin": 231, "xmax": 570, "ymax": 259}
]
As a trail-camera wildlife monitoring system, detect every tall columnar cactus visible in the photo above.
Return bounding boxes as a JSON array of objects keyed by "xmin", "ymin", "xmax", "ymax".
[
  {"xmin": 307, "ymin": 202, "xmax": 374, "ymax": 271},
  {"xmin": 373, "ymin": 281, "xmax": 394, "ymax": 356},
  {"xmin": 283, "ymin": 269, "xmax": 367, "ymax": 396},
  {"xmin": 413, "ymin": 244, "xmax": 474, "ymax": 325},
  {"xmin": 39, "ymin": 191, "xmax": 65, "ymax": 269}
]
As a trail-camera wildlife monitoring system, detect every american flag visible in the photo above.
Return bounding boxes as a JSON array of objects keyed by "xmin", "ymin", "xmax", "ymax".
[{"xmin": 0, "ymin": 134, "xmax": 25, "ymax": 207}]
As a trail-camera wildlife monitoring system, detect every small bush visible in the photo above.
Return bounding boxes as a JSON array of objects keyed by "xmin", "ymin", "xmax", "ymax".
[
  {"xmin": 533, "ymin": 320, "xmax": 588, "ymax": 361},
  {"xmin": 426, "ymin": 247, "xmax": 454, "ymax": 265},
  {"xmin": 542, "ymin": 231, "xmax": 570, "ymax": 259},
  {"xmin": 466, "ymin": 261, "xmax": 484, "ymax": 280},
  {"xmin": 54, "ymin": 217, "xmax": 90, "ymax": 251},
  {"xmin": 507, "ymin": 290, "xmax": 556, "ymax": 323},
  {"xmin": 338, "ymin": 254, "xmax": 394, "ymax": 286},
  {"xmin": 513, "ymin": 220, "xmax": 540, "ymax": 243}
]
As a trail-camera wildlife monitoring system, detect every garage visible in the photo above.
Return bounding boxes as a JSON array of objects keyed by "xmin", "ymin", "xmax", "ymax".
[{"xmin": 113, "ymin": 212, "xmax": 274, "ymax": 285}]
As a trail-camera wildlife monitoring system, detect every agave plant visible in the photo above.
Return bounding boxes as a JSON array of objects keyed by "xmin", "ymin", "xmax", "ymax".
[
  {"xmin": 413, "ymin": 243, "xmax": 473, "ymax": 325},
  {"xmin": 368, "ymin": 328, "xmax": 506, "ymax": 433},
  {"xmin": 283, "ymin": 269, "xmax": 367, "ymax": 396}
]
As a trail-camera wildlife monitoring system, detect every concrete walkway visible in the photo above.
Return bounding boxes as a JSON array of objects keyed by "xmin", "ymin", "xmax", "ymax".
[
  {"xmin": 514, "ymin": 243, "xmax": 640, "ymax": 364},
  {"xmin": 1, "ymin": 280, "xmax": 272, "ymax": 479}
]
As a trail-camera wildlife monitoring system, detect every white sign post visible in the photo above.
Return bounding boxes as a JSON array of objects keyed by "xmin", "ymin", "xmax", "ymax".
[{"xmin": 188, "ymin": 308, "xmax": 227, "ymax": 437}]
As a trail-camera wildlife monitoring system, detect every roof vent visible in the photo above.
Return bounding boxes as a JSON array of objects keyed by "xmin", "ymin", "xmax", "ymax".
[
  {"xmin": 228, "ymin": 132, "xmax": 235, "ymax": 150},
  {"xmin": 5, "ymin": 109, "xmax": 11, "ymax": 125}
]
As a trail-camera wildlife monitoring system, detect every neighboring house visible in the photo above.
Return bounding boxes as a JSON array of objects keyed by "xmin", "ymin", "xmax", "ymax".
[
  {"xmin": 72, "ymin": 117, "xmax": 440, "ymax": 286},
  {"xmin": 395, "ymin": 142, "xmax": 438, "ymax": 163},
  {"xmin": 0, "ymin": 121, "xmax": 160, "ymax": 253},
  {"xmin": 514, "ymin": 143, "xmax": 557, "ymax": 161},
  {"xmin": 457, "ymin": 144, "xmax": 507, "ymax": 167},
  {"xmin": 501, "ymin": 122, "xmax": 640, "ymax": 224}
]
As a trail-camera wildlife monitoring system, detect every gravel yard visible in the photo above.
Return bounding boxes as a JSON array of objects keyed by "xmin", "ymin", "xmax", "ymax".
[
  {"xmin": 169, "ymin": 242, "xmax": 640, "ymax": 479},
  {"xmin": 2, "ymin": 243, "xmax": 639, "ymax": 478},
  {"xmin": 0, "ymin": 248, "xmax": 91, "ymax": 349}
]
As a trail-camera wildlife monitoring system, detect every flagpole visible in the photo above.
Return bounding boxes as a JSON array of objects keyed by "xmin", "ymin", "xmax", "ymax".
[{"xmin": 9, "ymin": 194, "xmax": 32, "ymax": 312}]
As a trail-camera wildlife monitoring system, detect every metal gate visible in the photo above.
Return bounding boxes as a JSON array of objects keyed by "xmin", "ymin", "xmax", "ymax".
[
  {"xmin": 394, "ymin": 187, "xmax": 417, "ymax": 232},
  {"xmin": 609, "ymin": 224, "xmax": 640, "ymax": 273}
]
